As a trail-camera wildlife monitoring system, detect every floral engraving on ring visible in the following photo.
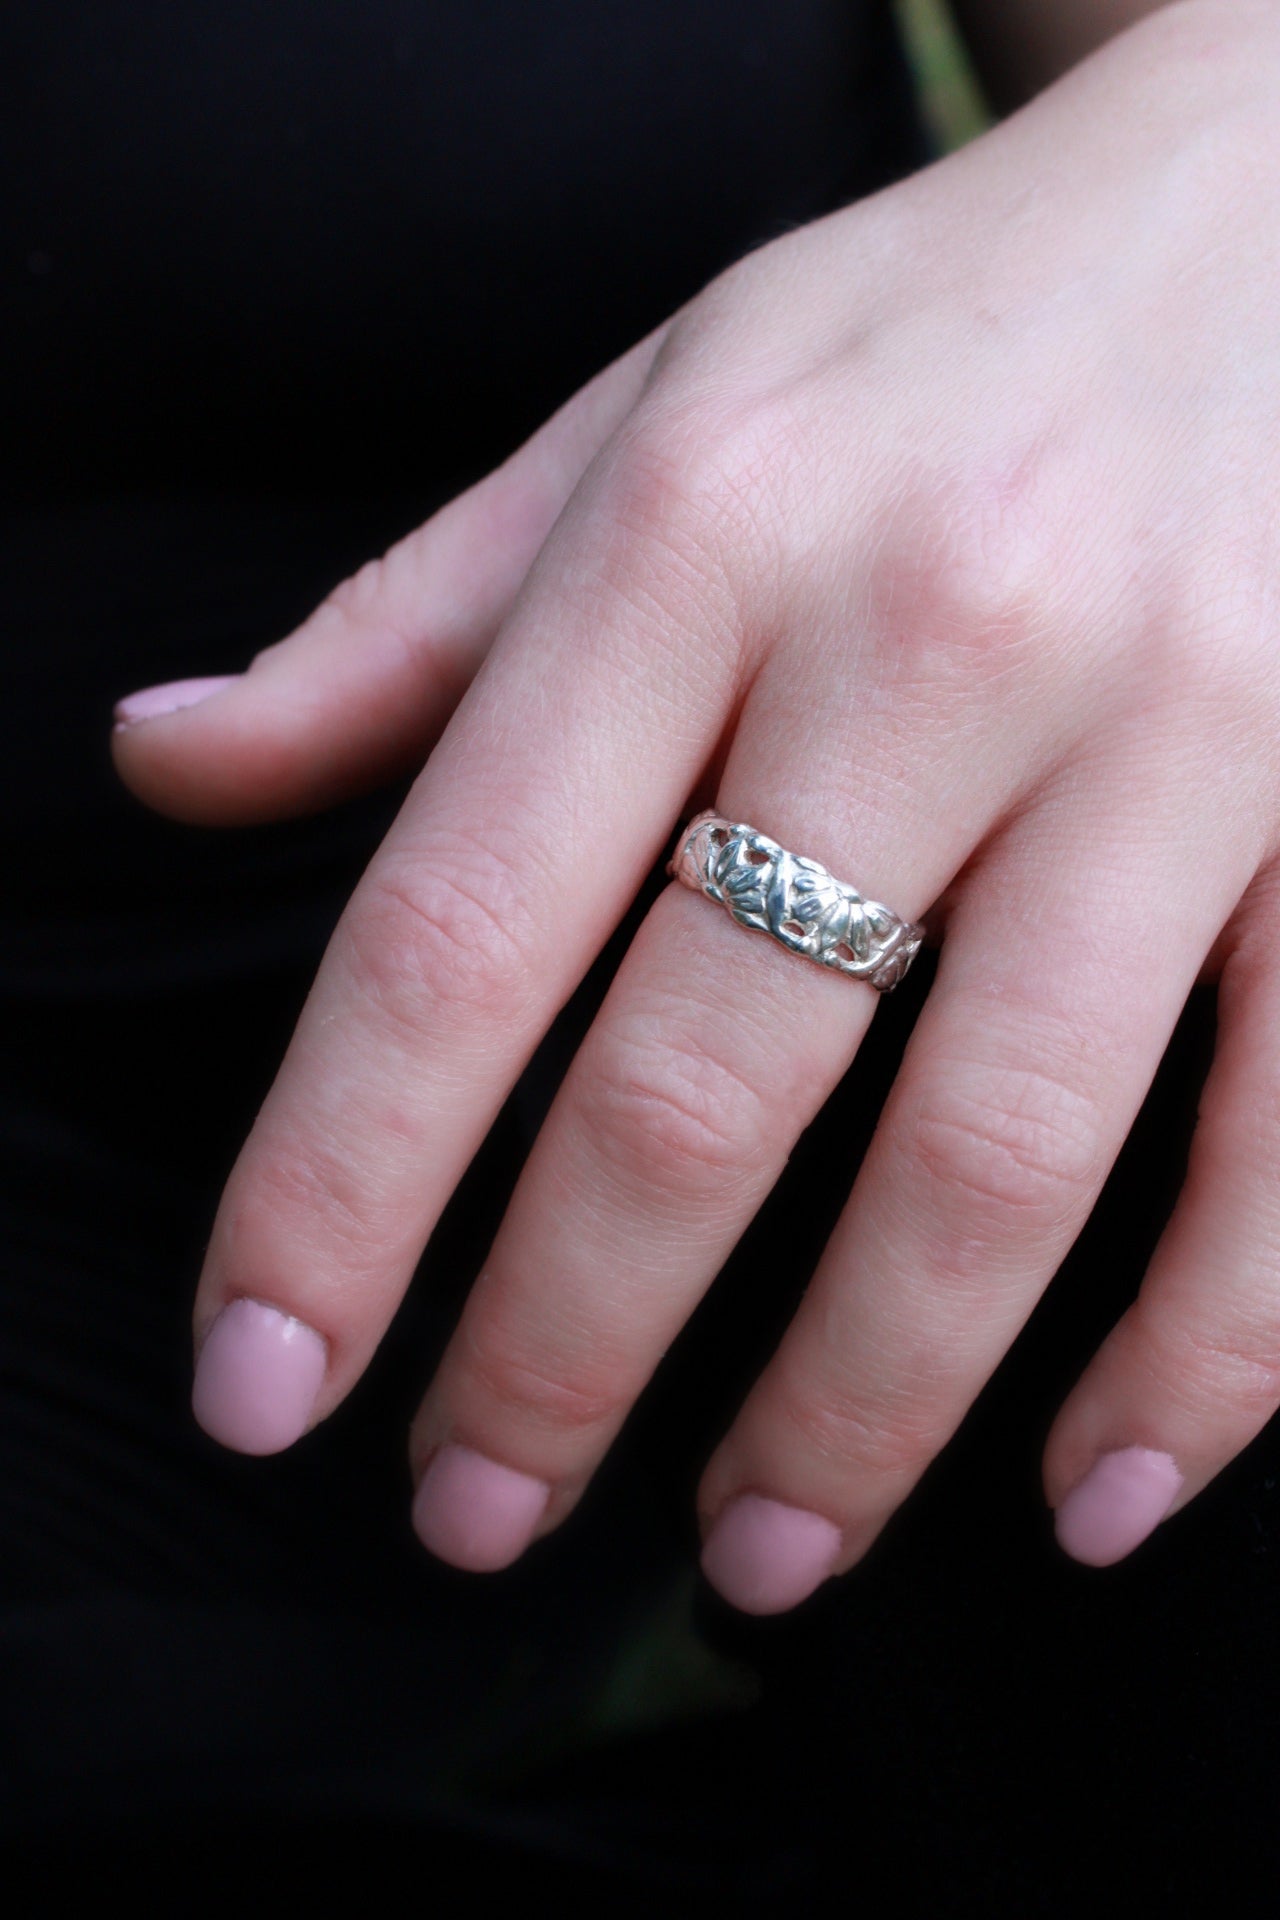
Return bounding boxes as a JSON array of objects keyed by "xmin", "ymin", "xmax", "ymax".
[{"xmin": 669, "ymin": 812, "xmax": 923, "ymax": 993}]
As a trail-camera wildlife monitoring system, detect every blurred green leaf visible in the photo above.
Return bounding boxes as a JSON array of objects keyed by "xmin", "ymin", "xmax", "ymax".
[{"xmin": 895, "ymin": 0, "xmax": 992, "ymax": 151}]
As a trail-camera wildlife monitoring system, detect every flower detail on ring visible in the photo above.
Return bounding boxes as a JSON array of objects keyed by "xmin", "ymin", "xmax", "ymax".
[{"xmin": 680, "ymin": 814, "xmax": 921, "ymax": 990}]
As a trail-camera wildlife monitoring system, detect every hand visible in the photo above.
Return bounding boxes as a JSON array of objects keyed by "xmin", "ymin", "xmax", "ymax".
[{"xmin": 114, "ymin": 0, "xmax": 1280, "ymax": 1611}]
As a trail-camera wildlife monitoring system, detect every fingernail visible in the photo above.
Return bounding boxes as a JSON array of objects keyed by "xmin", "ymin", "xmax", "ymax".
[
  {"xmin": 700, "ymin": 1493, "xmax": 842, "ymax": 1615},
  {"xmin": 411, "ymin": 1444, "xmax": 550, "ymax": 1572},
  {"xmin": 113, "ymin": 674, "xmax": 239, "ymax": 728},
  {"xmin": 192, "ymin": 1298, "xmax": 328, "ymax": 1455},
  {"xmin": 1054, "ymin": 1445, "xmax": 1183, "ymax": 1567}
]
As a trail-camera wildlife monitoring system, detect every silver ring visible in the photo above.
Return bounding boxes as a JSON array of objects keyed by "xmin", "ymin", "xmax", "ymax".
[{"xmin": 667, "ymin": 810, "xmax": 925, "ymax": 993}]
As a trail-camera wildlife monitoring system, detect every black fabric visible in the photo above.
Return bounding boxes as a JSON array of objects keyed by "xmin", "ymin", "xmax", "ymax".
[{"xmin": 3, "ymin": 3, "xmax": 1274, "ymax": 1906}]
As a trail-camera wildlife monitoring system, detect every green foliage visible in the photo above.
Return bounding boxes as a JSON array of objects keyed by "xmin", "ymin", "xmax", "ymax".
[{"xmin": 895, "ymin": 0, "xmax": 992, "ymax": 151}]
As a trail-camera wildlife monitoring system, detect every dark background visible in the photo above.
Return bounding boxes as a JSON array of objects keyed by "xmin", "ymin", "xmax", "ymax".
[{"xmin": 2, "ymin": 4, "xmax": 1274, "ymax": 1905}]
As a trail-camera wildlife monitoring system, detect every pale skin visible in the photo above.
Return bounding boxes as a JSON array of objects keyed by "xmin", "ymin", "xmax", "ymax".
[{"xmin": 112, "ymin": 0, "xmax": 1280, "ymax": 1610}]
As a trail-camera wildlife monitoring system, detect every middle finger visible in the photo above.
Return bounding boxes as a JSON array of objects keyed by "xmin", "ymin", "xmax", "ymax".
[{"xmin": 405, "ymin": 647, "xmax": 1062, "ymax": 1567}]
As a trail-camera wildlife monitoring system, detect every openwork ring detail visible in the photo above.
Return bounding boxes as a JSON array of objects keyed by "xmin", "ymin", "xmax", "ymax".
[{"xmin": 668, "ymin": 810, "xmax": 924, "ymax": 993}]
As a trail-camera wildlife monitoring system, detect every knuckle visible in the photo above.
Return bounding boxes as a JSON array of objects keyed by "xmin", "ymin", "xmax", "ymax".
[
  {"xmin": 583, "ymin": 1017, "xmax": 777, "ymax": 1205},
  {"xmin": 346, "ymin": 840, "xmax": 540, "ymax": 1033},
  {"xmin": 776, "ymin": 1375, "xmax": 952, "ymax": 1483},
  {"xmin": 231, "ymin": 1132, "xmax": 385, "ymax": 1275},
  {"xmin": 864, "ymin": 458, "xmax": 1058, "ymax": 685},
  {"xmin": 324, "ymin": 551, "xmax": 393, "ymax": 626},
  {"xmin": 252, "ymin": 545, "xmax": 429, "ymax": 683},
  {"xmin": 315, "ymin": 538, "xmax": 437, "ymax": 669},
  {"xmin": 458, "ymin": 1316, "xmax": 625, "ymax": 1437},
  {"xmin": 1142, "ymin": 517, "xmax": 1260, "ymax": 673},
  {"xmin": 1150, "ymin": 545, "xmax": 1279, "ymax": 751},
  {"xmin": 904, "ymin": 1059, "xmax": 1105, "ymax": 1226},
  {"xmin": 1144, "ymin": 1302, "xmax": 1280, "ymax": 1427},
  {"xmin": 611, "ymin": 405, "xmax": 766, "ymax": 538},
  {"xmin": 595, "ymin": 402, "xmax": 785, "ymax": 613},
  {"xmin": 314, "ymin": 549, "xmax": 424, "ymax": 668},
  {"xmin": 1198, "ymin": 1060, "xmax": 1280, "ymax": 1182}
]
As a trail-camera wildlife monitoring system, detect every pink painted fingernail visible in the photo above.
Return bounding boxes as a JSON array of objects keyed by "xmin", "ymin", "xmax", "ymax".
[
  {"xmin": 113, "ymin": 674, "xmax": 239, "ymax": 728},
  {"xmin": 192, "ymin": 1298, "xmax": 328, "ymax": 1455},
  {"xmin": 701, "ymin": 1493, "xmax": 842, "ymax": 1615},
  {"xmin": 1054, "ymin": 1445, "xmax": 1183, "ymax": 1567},
  {"xmin": 411, "ymin": 1444, "xmax": 551, "ymax": 1572}
]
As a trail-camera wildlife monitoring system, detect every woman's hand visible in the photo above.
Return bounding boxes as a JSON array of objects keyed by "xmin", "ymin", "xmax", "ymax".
[{"xmin": 113, "ymin": 0, "xmax": 1280, "ymax": 1611}]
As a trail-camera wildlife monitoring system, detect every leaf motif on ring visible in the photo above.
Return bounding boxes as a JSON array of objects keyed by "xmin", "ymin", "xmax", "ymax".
[
  {"xmin": 719, "ymin": 848, "xmax": 772, "ymax": 926},
  {"xmin": 671, "ymin": 812, "xmax": 922, "ymax": 992},
  {"xmin": 783, "ymin": 859, "xmax": 863, "ymax": 953},
  {"xmin": 708, "ymin": 830, "xmax": 776, "ymax": 930}
]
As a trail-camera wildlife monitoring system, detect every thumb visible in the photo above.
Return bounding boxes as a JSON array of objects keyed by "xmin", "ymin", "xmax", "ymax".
[{"xmin": 110, "ymin": 326, "xmax": 666, "ymax": 826}]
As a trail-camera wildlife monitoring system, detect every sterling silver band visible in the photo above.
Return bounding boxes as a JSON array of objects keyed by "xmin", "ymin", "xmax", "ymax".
[{"xmin": 668, "ymin": 810, "xmax": 925, "ymax": 993}]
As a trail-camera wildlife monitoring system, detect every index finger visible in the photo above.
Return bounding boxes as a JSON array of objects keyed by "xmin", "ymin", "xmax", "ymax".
[{"xmin": 189, "ymin": 422, "xmax": 748, "ymax": 1451}]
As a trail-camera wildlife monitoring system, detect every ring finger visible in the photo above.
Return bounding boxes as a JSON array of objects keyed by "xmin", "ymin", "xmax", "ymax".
[{"xmin": 404, "ymin": 657, "xmax": 1067, "ymax": 1570}]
